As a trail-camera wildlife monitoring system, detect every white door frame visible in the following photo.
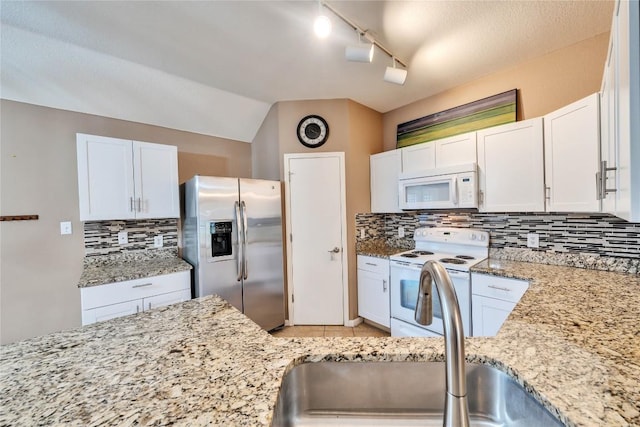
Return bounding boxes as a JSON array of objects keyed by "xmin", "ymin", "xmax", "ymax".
[{"xmin": 283, "ymin": 152, "xmax": 349, "ymax": 326}]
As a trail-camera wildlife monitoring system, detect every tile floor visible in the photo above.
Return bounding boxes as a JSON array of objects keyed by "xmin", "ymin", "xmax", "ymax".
[{"xmin": 270, "ymin": 322, "xmax": 390, "ymax": 338}]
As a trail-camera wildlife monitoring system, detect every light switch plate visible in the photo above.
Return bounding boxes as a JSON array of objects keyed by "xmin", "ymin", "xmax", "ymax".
[
  {"xmin": 154, "ymin": 235, "xmax": 164, "ymax": 248},
  {"xmin": 118, "ymin": 231, "xmax": 128, "ymax": 245},
  {"xmin": 360, "ymin": 229, "xmax": 365, "ymax": 239},
  {"xmin": 527, "ymin": 233, "xmax": 540, "ymax": 248},
  {"xmin": 60, "ymin": 221, "xmax": 72, "ymax": 235},
  {"xmin": 398, "ymin": 226, "xmax": 405, "ymax": 238}
]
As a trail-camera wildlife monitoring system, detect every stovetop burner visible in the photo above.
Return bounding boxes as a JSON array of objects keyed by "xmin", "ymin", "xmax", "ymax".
[
  {"xmin": 401, "ymin": 253, "xmax": 419, "ymax": 258},
  {"xmin": 456, "ymin": 255, "xmax": 475, "ymax": 260},
  {"xmin": 412, "ymin": 250, "xmax": 434, "ymax": 255},
  {"xmin": 439, "ymin": 258, "xmax": 467, "ymax": 264}
]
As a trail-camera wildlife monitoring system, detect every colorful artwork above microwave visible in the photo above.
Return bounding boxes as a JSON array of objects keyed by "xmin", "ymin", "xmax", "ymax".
[{"xmin": 396, "ymin": 89, "xmax": 517, "ymax": 149}]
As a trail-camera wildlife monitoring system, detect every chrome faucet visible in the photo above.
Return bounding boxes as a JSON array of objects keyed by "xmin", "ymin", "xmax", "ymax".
[{"xmin": 415, "ymin": 260, "xmax": 470, "ymax": 427}]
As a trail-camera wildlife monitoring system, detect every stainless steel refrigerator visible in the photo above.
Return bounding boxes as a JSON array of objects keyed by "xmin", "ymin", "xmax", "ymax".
[{"xmin": 182, "ymin": 175, "xmax": 284, "ymax": 331}]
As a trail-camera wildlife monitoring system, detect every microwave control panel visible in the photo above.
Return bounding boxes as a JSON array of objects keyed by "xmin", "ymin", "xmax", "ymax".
[{"xmin": 457, "ymin": 173, "xmax": 477, "ymax": 207}]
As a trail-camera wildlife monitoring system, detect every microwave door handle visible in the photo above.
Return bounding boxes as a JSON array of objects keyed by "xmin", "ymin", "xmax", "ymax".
[{"xmin": 451, "ymin": 175, "xmax": 459, "ymax": 206}]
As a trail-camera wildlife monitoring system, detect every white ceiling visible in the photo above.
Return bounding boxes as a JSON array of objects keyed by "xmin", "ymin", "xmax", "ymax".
[{"xmin": 0, "ymin": 1, "xmax": 613, "ymax": 142}]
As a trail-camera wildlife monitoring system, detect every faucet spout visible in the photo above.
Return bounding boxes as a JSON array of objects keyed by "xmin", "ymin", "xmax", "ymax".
[{"xmin": 415, "ymin": 260, "xmax": 470, "ymax": 427}]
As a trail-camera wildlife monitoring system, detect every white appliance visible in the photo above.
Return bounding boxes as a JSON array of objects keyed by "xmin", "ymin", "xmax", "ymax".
[
  {"xmin": 398, "ymin": 163, "xmax": 478, "ymax": 210},
  {"xmin": 182, "ymin": 176, "xmax": 285, "ymax": 331},
  {"xmin": 390, "ymin": 227, "xmax": 489, "ymax": 337}
]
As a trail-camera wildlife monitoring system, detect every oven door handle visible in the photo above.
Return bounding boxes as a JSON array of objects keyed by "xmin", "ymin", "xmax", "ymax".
[{"xmin": 447, "ymin": 270, "xmax": 470, "ymax": 278}]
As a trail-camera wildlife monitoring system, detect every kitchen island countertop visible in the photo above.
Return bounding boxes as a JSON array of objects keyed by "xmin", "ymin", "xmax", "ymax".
[{"xmin": 2, "ymin": 259, "xmax": 639, "ymax": 426}]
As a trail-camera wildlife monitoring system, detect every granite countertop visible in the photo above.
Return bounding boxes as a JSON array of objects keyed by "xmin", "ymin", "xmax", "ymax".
[
  {"xmin": 356, "ymin": 238, "xmax": 411, "ymax": 258},
  {"xmin": 78, "ymin": 250, "xmax": 193, "ymax": 288},
  {"xmin": 2, "ymin": 260, "xmax": 639, "ymax": 426}
]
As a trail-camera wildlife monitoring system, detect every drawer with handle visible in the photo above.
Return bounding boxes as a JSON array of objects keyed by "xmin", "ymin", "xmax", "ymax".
[
  {"xmin": 471, "ymin": 273, "xmax": 529, "ymax": 303},
  {"xmin": 357, "ymin": 255, "xmax": 390, "ymax": 276},
  {"xmin": 81, "ymin": 271, "xmax": 190, "ymax": 310}
]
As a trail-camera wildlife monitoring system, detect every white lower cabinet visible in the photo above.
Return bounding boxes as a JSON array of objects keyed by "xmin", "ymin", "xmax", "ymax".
[
  {"xmin": 357, "ymin": 255, "xmax": 390, "ymax": 328},
  {"xmin": 81, "ymin": 271, "xmax": 191, "ymax": 325},
  {"xmin": 471, "ymin": 273, "xmax": 528, "ymax": 337}
]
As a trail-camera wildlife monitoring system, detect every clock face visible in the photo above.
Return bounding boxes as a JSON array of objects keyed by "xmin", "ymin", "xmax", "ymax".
[{"xmin": 297, "ymin": 115, "xmax": 329, "ymax": 148}]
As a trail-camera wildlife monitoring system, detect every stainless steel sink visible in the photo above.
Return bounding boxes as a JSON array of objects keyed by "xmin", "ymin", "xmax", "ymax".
[{"xmin": 272, "ymin": 361, "xmax": 563, "ymax": 426}]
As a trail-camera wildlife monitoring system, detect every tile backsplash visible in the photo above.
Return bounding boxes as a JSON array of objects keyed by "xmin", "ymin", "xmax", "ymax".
[
  {"xmin": 83, "ymin": 219, "xmax": 178, "ymax": 257},
  {"xmin": 356, "ymin": 211, "xmax": 640, "ymax": 260}
]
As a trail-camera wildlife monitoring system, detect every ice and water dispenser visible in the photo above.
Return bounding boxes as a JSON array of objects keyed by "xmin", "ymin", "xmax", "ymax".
[{"xmin": 209, "ymin": 221, "xmax": 232, "ymax": 258}]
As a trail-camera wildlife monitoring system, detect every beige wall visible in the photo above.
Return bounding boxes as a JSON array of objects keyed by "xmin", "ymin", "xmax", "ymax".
[
  {"xmin": 345, "ymin": 100, "xmax": 383, "ymax": 316},
  {"xmin": 0, "ymin": 100, "xmax": 251, "ymax": 344},
  {"xmin": 251, "ymin": 103, "xmax": 281, "ymax": 181},
  {"xmin": 383, "ymin": 32, "xmax": 610, "ymax": 151}
]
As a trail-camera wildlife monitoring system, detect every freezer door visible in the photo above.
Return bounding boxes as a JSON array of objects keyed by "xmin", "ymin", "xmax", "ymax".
[
  {"xmin": 239, "ymin": 178, "xmax": 285, "ymax": 331},
  {"xmin": 192, "ymin": 176, "xmax": 243, "ymax": 311}
]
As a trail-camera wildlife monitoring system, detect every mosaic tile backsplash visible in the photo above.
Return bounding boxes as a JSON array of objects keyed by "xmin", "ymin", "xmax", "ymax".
[
  {"xmin": 84, "ymin": 219, "xmax": 178, "ymax": 257},
  {"xmin": 356, "ymin": 212, "xmax": 640, "ymax": 260}
]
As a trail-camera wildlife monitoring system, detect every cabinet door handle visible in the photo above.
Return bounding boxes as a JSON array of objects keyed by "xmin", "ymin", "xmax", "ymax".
[
  {"xmin": 382, "ymin": 279, "xmax": 387, "ymax": 292},
  {"xmin": 488, "ymin": 285, "xmax": 511, "ymax": 292},
  {"xmin": 136, "ymin": 304, "xmax": 140, "ymax": 313},
  {"xmin": 601, "ymin": 160, "xmax": 618, "ymax": 197},
  {"xmin": 130, "ymin": 197, "xmax": 135, "ymax": 212},
  {"xmin": 545, "ymin": 186, "xmax": 551, "ymax": 200},
  {"xmin": 136, "ymin": 198, "xmax": 142, "ymax": 212},
  {"xmin": 365, "ymin": 262, "xmax": 378, "ymax": 267},
  {"xmin": 132, "ymin": 283, "xmax": 153, "ymax": 288},
  {"xmin": 148, "ymin": 302, "xmax": 152, "ymax": 310}
]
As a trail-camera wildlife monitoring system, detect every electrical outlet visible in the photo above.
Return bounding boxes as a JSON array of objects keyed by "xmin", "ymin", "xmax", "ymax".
[
  {"xmin": 359, "ymin": 229, "xmax": 365, "ymax": 239},
  {"xmin": 154, "ymin": 235, "xmax": 164, "ymax": 248},
  {"xmin": 527, "ymin": 233, "xmax": 540, "ymax": 248},
  {"xmin": 118, "ymin": 231, "xmax": 128, "ymax": 245},
  {"xmin": 59, "ymin": 221, "xmax": 72, "ymax": 235},
  {"xmin": 398, "ymin": 226, "xmax": 405, "ymax": 238}
]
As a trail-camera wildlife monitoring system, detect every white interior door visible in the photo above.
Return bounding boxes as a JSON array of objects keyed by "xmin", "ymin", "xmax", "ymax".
[{"xmin": 285, "ymin": 152, "xmax": 347, "ymax": 325}]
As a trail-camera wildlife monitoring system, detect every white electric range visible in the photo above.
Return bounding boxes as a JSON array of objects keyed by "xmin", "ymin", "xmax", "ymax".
[{"xmin": 389, "ymin": 227, "xmax": 489, "ymax": 337}]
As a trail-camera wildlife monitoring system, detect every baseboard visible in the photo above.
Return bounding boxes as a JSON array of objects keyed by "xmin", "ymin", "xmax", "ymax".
[
  {"xmin": 284, "ymin": 319, "xmax": 293, "ymax": 326},
  {"xmin": 345, "ymin": 317, "xmax": 363, "ymax": 327}
]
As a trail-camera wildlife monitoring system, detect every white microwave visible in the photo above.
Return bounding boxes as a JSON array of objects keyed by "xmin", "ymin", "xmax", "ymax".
[{"xmin": 398, "ymin": 163, "xmax": 478, "ymax": 210}]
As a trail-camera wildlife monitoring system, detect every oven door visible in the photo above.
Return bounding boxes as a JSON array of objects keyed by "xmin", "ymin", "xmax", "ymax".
[{"xmin": 390, "ymin": 262, "xmax": 471, "ymax": 336}]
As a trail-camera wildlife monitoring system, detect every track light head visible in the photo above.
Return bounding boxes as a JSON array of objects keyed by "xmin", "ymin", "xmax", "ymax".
[
  {"xmin": 384, "ymin": 58, "xmax": 407, "ymax": 85},
  {"xmin": 345, "ymin": 43, "xmax": 374, "ymax": 62},
  {"xmin": 314, "ymin": 15, "xmax": 332, "ymax": 38}
]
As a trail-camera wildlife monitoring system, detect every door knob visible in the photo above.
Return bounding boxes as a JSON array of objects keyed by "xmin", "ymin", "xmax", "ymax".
[{"xmin": 328, "ymin": 247, "xmax": 340, "ymax": 253}]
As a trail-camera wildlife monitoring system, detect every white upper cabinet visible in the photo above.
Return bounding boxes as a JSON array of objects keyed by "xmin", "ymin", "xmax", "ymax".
[
  {"xmin": 477, "ymin": 118, "xmax": 545, "ymax": 212},
  {"xmin": 434, "ymin": 132, "xmax": 477, "ymax": 168},
  {"xmin": 400, "ymin": 131, "xmax": 477, "ymax": 174},
  {"xmin": 401, "ymin": 142, "xmax": 436, "ymax": 172},
  {"xmin": 132, "ymin": 141, "xmax": 180, "ymax": 219},
  {"xmin": 599, "ymin": 0, "xmax": 640, "ymax": 222},
  {"xmin": 543, "ymin": 93, "xmax": 600, "ymax": 213},
  {"xmin": 77, "ymin": 134, "xmax": 179, "ymax": 221},
  {"xmin": 370, "ymin": 150, "xmax": 402, "ymax": 213}
]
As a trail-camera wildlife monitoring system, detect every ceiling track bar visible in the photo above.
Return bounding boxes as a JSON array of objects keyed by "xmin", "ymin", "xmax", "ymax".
[{"xmin": 322, "ymin": 1, "xmax": 408, "ymax": 69}]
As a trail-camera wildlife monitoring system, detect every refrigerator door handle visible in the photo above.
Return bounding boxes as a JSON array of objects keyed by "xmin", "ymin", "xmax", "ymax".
[
  {"xmin": 235, "ymin": 201, "xmax": 243, "ymax": 282},
  {"xmin": 241, "ymin": 200, "xmax": 248, "ymax": 280}
]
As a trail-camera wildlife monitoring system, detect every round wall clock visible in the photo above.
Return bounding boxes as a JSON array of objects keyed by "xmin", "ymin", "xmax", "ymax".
[{"xmin": 296, "ymin": 115, "xmax": 329, "ymax": 148}]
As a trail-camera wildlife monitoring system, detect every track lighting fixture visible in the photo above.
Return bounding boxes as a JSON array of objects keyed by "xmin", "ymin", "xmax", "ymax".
[
  {"xmin": 313, "ymin": 0, "xmax": 331, "ymax": 39},
  {"xmin": 384, "ymin": 57, "xmax": 408, "ymax": 85},
  {"xmin": 314, "ymin": 15, "xmax": 332, "ymax": 38},
  {"xmin": 318, "ymin": 1, "xmax": 408, "ymax": 85},
  {"xmin": 345, "ymin": 31, "xmax": 374, "ymax": 63}
]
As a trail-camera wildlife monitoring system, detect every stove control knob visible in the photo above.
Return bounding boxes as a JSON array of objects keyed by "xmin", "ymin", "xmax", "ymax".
[
  {"xmin": 471, "ymin": 233, "xmax": 477, "ymax": 240},
  {"xmin": 480, "ymin": 234, "xmax": 487, "ymax": 241}
]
